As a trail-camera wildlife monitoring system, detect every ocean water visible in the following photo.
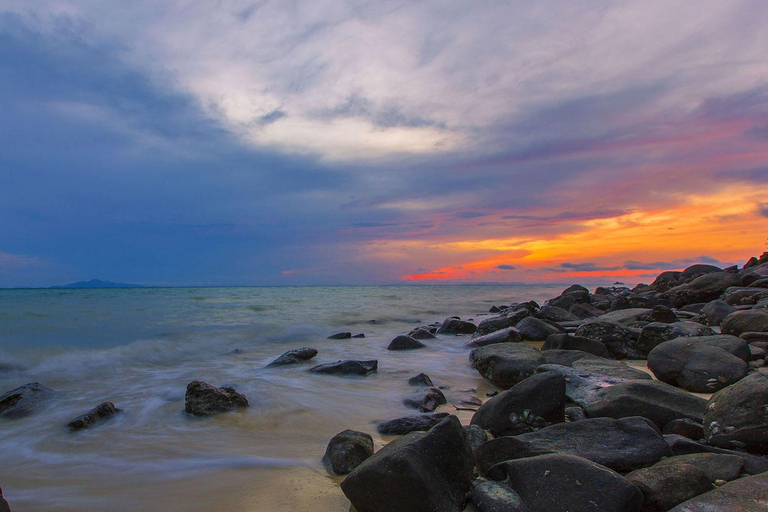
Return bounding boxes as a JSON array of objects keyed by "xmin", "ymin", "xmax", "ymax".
[{"xmin": 0, "ymin": 285, "xmax": 563, "ymax": 512}]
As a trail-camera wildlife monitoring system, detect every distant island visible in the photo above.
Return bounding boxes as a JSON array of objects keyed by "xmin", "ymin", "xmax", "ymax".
[{"xmin": 50, "ymin": 279, "xmax": 145, "ymax": 289}]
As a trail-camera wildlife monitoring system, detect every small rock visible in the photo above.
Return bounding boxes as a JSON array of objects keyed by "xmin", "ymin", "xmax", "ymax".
[
  {"xmin": 470, "ymin": 478, "xmax": 530, "ymax": 512},
  {"xmin": 575, "ymin": 320, "xmax": 643, "ymax": 359},
  {"xmin": 408, "ymin": 373, "xmax": 434, "ymax": 387},
  {"xmin": 0, "ymin": 382, "xmax": 57, "ymax": 419},
  {"xmin": 265, "ymin": 347, "xmax": 318, "ymax": 367},
  {"xmin": 308, "ymin": 360, "xmax": 378, "ymax": 376},
  {"xmin": 323, "ymin": 429, "xmax": 374, "ymax": 475},
  {"xmin": 463, "ymin": 425, "xmax": 489, "ymax": 452},
  {"xmin": 327, "ymin": 332, "xmax": 352, "ymax": 339},
  {"xmin": 664, "ymin": 434, "xmax": 768, "ymax": 475},
  {"xmin": 541, "ymin": 333, "xmax": 608, "ymax": 357},
  {"xmin": 376, "ymin": 413, "xmax": 450, "ymax": 435},
  {"xmin": 701, "ymin": 300, "xmax": 736, "ymax": 326},
  {"xmin": 662, "ymin": 418, "xmax": 704, "ymax": 440},
  {"xmin": 437, "ymin": 317, "xmax": 477, "ymax": 335},
  {"xmin": 68, "ymin": 402, "xmax": 122, "ymax": 430},
  {"xmin": 626, "ymin": 460, "xmax": 714, "ymax": 512},
  {"xmin": 515, "ymin": 317, "xmax": 564, "ymax": 341},
  {"xmin": 352, "ymin": 333, "xmax": 366, "ymax": 338},
  {"xmin": 387, "ymin": 335, "xmax": 426, "ymax": 350},
  {"xmin": 184, "ymin": 381, "xmax": 248, "ymax": 417},
  {"xmin": 0, "ymin": 487, "xmax": 10, "ymax": 512},
  {"xmin": 465, "ymin": 327, "xmax": 522, "ymax": 348},
  {"xmin": 409, "ymin": 328, "xmax": 436, "ymax": 340},
  {"xmin": 721, "ymin": 309, "xmax": 768, "ymax": 336},
  {"xmin": 636, "ymin": 321, "xmax": 715, "ymax": 356},
  {"xmin": 403, "ymin": 387, "xmax": 447, "ymax": 412}
]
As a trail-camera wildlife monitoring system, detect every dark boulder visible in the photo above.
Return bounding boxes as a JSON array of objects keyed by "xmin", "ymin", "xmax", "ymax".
[
  {"xmin": 701, "ymin": 299, "xmax": 736, "ymax": 326},
  {"xmin": 470, "ymin": 343, "xmax": 545, "ymax": 389},
  {"xmin": 341, "ymin": 416, "xmax": 473, "ymax": 512},
  {"xmin": 184, "ymin": 381, "xmax": 248, "ymax": 416},
  {"xmin": 465, "ymin": 327, "xmax": 522, "ymax": 348},
  {"xmin": 475, "ymin": 316, "xmax": 514, "ymax": 336},
  {"xmin": 328, "ymin": 332, "xmax": 352, "ymax": 339},
  {"xmin": 470, "ymin": 372, "xmax": 565, "ymax": 437},
  {"xmin": 68, "ymin": 402, "xmax": 122, "ymax": 430},
  {"xmin": 599, "ymin": 307, "xmax": 653, "ymax": 325},
  {"xmin": 636, "ymin": 321, "xmax": 715, "ymax": 356},
  {"xmin": 667, "ymin": 471, "xmax": 768, "ymax": 511},
  {"xmin": 626, "ymin": 461, "xmax": 713, "ymax": 512},
  {"xmin": 0, "ymin": 382, "xmax": 57, "ymax": 418},
  {"xmin": 537, "ymin": 305, "xmax": 578, "ymax": 322},
  {"xmin": 265, "ymin": 347, "xmax": 318, "ymax": 367},
  {"xmin": 0, "ymin": 488, "xmax": 9, "ymax": 512},
  {"xmin": 376, "ymin": 413, "xmax": 450, "ymax": 435},
  {"xmin": 403, "ymin": 387, "xmax": 447, "ymax": 412},
  {"xmin": 487, "ymin": 454, "xmax": 644, "ymax": 512},
  {"xmin": 309, "ymin": 359, "xmax": 378, "ymax": 376},
  {"xmin": 324, "ymin": 429, "xmax": 374, "ymax": 475},
  {"xmin": 565, "ymin": 406, "xmax": 587, "ymax": 421},
  {"xmin": 409, "ymin": 328, "xmax": 436, "ymax": 340},
  {"xmin": 541, "ymin": 333, "xmax": 608, "ymax": 357},
  {"xmin": 387, "ymin": 335, "xmax": 426, "ymax": 350},
  {"xmin": 704, "ymin": 370, "xmax": 768, "ymax": 453},
  {"xmin": 569, "ymin": 302, "xmax": 605, "ymax": 319},
  {"xmin": 662, "ymin": 419, "xmax": 704, "ymax": 440},
  {"xmin": 541, "ymin": 349, "xmax": 594, "ymax": 366},
  {"xmin": 463, "ymin": 425, "xmax": 488, "ymax": 452},
  {"xmin": 571, "ymin": 356, "xmax": 651, "ymax": 380},
  {"xmin": 514, "ymin": 317, "xmax": 564, "ymax": 341},
  {"xmin": 721, "ymin": 309, "xmax": 768, "ymax": 336},
  {"xmin": 476, "ymin": 416, "xmax": 669, "ymax": 474},
  {"xmin": 648, "ymin": 305, "xmax": 678, "ymax": 323},
  {"xmin": 408, "ymin": 373, "xmax": 434, "ymax": 387},
  {"xmin": 723, "ymin": 286, "xmax": 768, "ymax": 305},
  {"xmin": 470, "ymin": 478, "xmax": 530, "ymax": 512},
  {"xmin": 664, "ymin": 434, "xmax": 768, "ymax": 475},
  {"xmin": 437, "ymin": 317, "xmax": 477, "ymax": 335},
  {"xmin": 575, "ymin": 320, "xmax": 643, "ymax": 359},
  {"xmin": 655, "ymin": 453, "xmax": 743, "ymax": 482},
  {"xmin": 660, "ymin": 272, "xmax": 741, "ymax": 308},
  {"xmin": 535, "ymin": 364, "xmax": 636, "ymax": 405}
]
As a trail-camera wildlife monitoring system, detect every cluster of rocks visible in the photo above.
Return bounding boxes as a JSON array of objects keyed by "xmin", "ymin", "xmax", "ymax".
[{"xmin": 325, "ymin": 253, "xmax": 768, "ymax": 512}]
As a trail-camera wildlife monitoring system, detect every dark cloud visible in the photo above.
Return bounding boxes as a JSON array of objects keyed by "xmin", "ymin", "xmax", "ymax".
[
  {"xmin": 496, "ymin": 264, "xmax": 517, "ymax": 270},
  {"xmin": 558, "ymin": 262, "xmax": 622, "ymax": 272},
  {"xmin": 760, "ymin": 203, "xmax": 768, "ymax": 218},
  {"xmin": 454, "ymin": 211, "xmax": 488, "ymax": 219},
  {"xmin": 623, "ymin": 256, "xmax": 724, "ymax": 271},
  {"xmin": 313, "ymin": 94, "xmax": 444, "ymax": 129},
  {"xmin": 715, "ymin": 167, "xmax": 768, "ymax": 183}
]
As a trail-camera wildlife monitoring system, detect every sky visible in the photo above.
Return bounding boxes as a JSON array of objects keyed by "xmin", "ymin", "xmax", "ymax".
[{"xmin": 0, "ymin": 0, "xmax": 767, "ymax": 287}]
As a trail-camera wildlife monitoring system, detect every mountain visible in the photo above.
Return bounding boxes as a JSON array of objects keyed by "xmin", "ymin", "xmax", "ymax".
[{"xmin": 50, "ymin": 279, "xmax": 145, "ymax": 289}]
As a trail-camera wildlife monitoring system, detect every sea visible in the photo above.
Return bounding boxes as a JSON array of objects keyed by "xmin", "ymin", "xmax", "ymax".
[{"xmin": 0, "ymin": 284, "xmax": 564, "ymax": 512}]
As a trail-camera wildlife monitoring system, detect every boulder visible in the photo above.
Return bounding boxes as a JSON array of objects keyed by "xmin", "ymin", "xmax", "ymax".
[
  {"xmin": 437, "ymin": 317, "xmax": 477, "ymax": 335},
  {"xmin": 470, "ymin": 343, "xmax": 545, "ymax": 389},
  {"xmin": 571, "ymin": 356, "xmax": 652, "ymax": 380},
  {"xmin": 487, "ymin": 454, "xmax": 644, "ymax": 512},
  {"xmin": 0, "ymin": 382, "xmax": 57, "ymax": 418},
  {"xmin": 470, "ymin": 479, "xmax": 530, "ymax": 512},
  {"xmin": 667, "ymin": 471, "xmax": 768, "ymax": 511},
  {"xmin": 409, "ymin": 328, "xmax": 436, "ymax": 340},
  {"xmin": 660, "ymin": 272, "xmax": 741, "ymax": 308},
  {"xmin": 535, "ymin": 364, "xmax": 635, "ymax": 405},
  {"xmin": 475, "ymin": 416, "xmax": 669, "ymax": 474},
  {"xmin": 265, "ymin": 347, "xmax": 318, "ymax": 367},
  {"xmin": 475, "ymin": 316, "xmax": 514, "ymax": 336},
  {"xmin": 403, "ymin": 387, "xmax": 447, "ymax": 412},
  {"xmin": 565, "ymin": 406, "xmax": 587, "ymax": 421},
  {"xmin": 541, "ymin": 349, "xmax": 595, "ymax": 366},
  {"xmin": 569, "ymin": 302, "xmax": 605, "ymax": 319},
  {"xmin": 704, "ymin": 370, "xmax": 768, "ymax": 453},
  {"xmin": 309, "ymin": 359, "xmax": 378, "ymax": 376},
  {"xmin": 515, "ymin": 317, "xmax": 564, "ymax": 341},
  {"xmin": 0, "ymin": 488, "xmax": 9, "ymax": 512},
  {"xmin": 599, "ymin": 308, "xmax": 654, "ymax": 325},
  {"xmin": 408, "ymin": 373, "xmax": 434, "ymax": 387},
  {"xmin": 662, "ymin": 419, "xmax": 704, "ymax": 440},
  {"xmin": 541, "ymin": 334, "xmax": 608, "ymax": 357},
  {"xmin": 722, "ymin": 286, "xmax": 768, "ymax": 305},
  {"xmin": 463, "ymin": 425, "xmax": 488, "ymax": 452},
  {"xmin": 387, "ymin": 335, "xmax": 426, "ymax": 350},
  {"xmin": 328, "ymin": 332, "xmax": 352, "ymax": 339},
  {"xmin": 653, "ymin": 453, "xmax": 744, "ymax": 482},
  {"xmin": 376, "ymin": 413, "xmax": 450, "ymax": 435},
  {"xmin": 470, "ymin": 372, "xmax": 565, "ymax": 437},
  {"xmin": 721, "ymin": 309, "xmax": 768, "ymax": 336},
  {"xmin": 664, "ymin": 434, "xmax": 768, "ymax": 475},
  {"xmin": 67, "ymin": 402, "xmax": 122, "ymax": 430},
  {"xmin": 324, "ymin": 429, "xmax": 374, "ymax": 475},
  {"xmin": 647, "ymin": 337, "xmax": 749, "ymax": 392},
  {"xmin": 636, "ymin": 322, "xmax": 715, "ymax": 356},
  {"xmin": 537, "ymin": 305, "xmax": 578, "ymax": 322},
  {"xmin": 648, "ymin": 305, "xmax": 678, "ymax": 323},
  {"xmin": 341, "ymin": 416, "xmax": 473, "ymax": 512},
  {"xmin": 575, "ymin": 320, "xmax": 643, "ymax": 359},
  {"xmin": 626, "ymin": 460, "xmax": 714, "ymax": 512},
  {"xmin": 184, "ymin": 381, "xmax": 248, "ymax": 416},
  {"xmin": 465, "ymin": 327, "xmax": 522, "ymax": 348}
]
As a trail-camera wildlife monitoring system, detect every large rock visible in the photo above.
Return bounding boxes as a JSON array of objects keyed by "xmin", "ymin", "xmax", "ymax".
[
  {"xmin": 541, "ymin": 334, "xmax": 608, "ymax": 357},
  {"xmin": 184, "ymin": 381, "xmax": 248, "ymax": 416},
  {"xmin": 582, "ymin": 380, "xmax": 707, "ymax": 428},
  {"xmin": 722, "ymin": 286, "xmax": 768, "ymax": 305},
  {"xmin": 67, "ymin": 402, "xmax": 122, "ymax": 430},
  {"xmin": 661, "ymin": 272, "xmax": 741, "ymax": 308},
  {"xmin": 308, "ymin": 359, "xmax": 378, "ymax": 376},
  {"xmin": 470, "ymin": 372, "xmax": 565, "ymax": 437},
  {"xmin": 667, "ymin": 471, "xmax": 768, "ymax": 511},
  {"xmin": 636, "ymin": 322, "xmax": 715, "ymax": 356},
  {"xmin": 465, "ymin": 327, "xmax": 522, "ymax": 348},
  {"xmin": 569, "ymin": 302, "xmax": 605, "ymax": 319},
  {"xmin": 376, "ymin": 413, "xmax": 449, "ymax": 435},
  {"xmin": 487, "ymin": 454, "xmax": 644, "ymax": 512},
  {"xmin": 535, "ymin": 364, "xmax": 635, "ymax": 405},
  {"xmin": 409, "ymin": 328, "xmax": 437, "ymax": 340},
  {"xmin": 341, "ymin": 416, "xmax": 473, "ymax": 512},
  {"xmin": 721, "ymin": 309, "xmax": 768, "ymax": 336},
  {"xmin": 626, "ymin": 461, "xmax": 713, "ymax": 512},
  {"xmin": 470, "ymin": 343, "xmax": 545, "ymax": 389},
  {"xmin": 475, "ymin": 316, "xmax": 514, "ymax": 336},
  {"xmin": 575, "ymin": 320, "xmax": 643, "ymax": 359},
  {"xmin": 403, "ymin": 387, "xmax": 447, "ymax": 412},
  {"xmin": 469, "ymin": 478, "xmax": 530, "ymax": 512},
  {"xmin": 0, "ymin": 382, "xmax": 57, "ymax": 418},
  {"xmin": 664, "ymin": 434, "xmax": 768, "ymax": 475},
  {"xmin": 537, "ymin": 305, "xmax": 578, "ymax": 322},
  {"xmin": 571, "ymin": 356, "xmax": 652, "ymax": 380},
  {"xmin": 515, "ymin": 317, "xmax": 563, "ymax": 341},
  {"xmin": 599, "ymin": 308, "xmax": 654, "ymax": 325},
  {"xmin": 265, "ymin": 347, "xmax": 318, "ymax": 367},
  {"xmin": 387, "ymin": 335, "xmax": 426, "ymax": 350},
  {"xmin": 324, "ymin": 429, "xmax": 374, "ymax": 475},
  {"xmin": 701, "ymin": 300, "xmax": 736, "ymax": 326},
  {"xmin": 704, "ymin": 370, "xmax": 768, "ymax": 453},
  {"xmin": 437, "ymin": 317, "xmax": 477, "ymax": 335},
  {"xmin": 475, "ymin": 416, "xmax": 669, "ymax": 474},
  {"xmin": 647, "ymin": 337, "xmax": 749, "ymax": 392},
  {"xmin": 651, "ymin": 453, "xmax": 744, "ymax": 482},
  {"xmin": 0, "ymin": 488, "xmax": 10, "ymax": 512}
]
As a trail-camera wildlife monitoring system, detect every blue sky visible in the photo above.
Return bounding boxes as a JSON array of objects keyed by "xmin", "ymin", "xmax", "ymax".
[{"xmin": 1, "ymin": 1, "xmax": 767, "ymax": 286}]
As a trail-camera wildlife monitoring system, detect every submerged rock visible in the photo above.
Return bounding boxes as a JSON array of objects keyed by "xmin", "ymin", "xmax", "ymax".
[
  {"xmin": 308, "ymin": 359, "xmax": 378, "ymax": 376},
  {"xmin": 376, "ymin": 413, "xmax": 449, "ymax": 435},
  {"xmin": 409, "ymin": 328, "xmax": 436, "ymax": 340},
  {"xmin": 265, "ymin": 347, "xmax": 318, "ymax": 367},
  {"xmin": 403, "ymin": 387, "xmax": 447, "ymax": 412},
  {"xmin": 184, "ymin": 381, "xmax": 248, "ymax": 416},
  {"xmin": 328, "ymin": 332, "xmax": 352, "ymax": 339},
  {"xmin": 68, "ymin": 402, "xmax": 122, "ymax": 431},
  {"xmin": 0, "ymin": 382, "xmax": 57, "ymax": 419},
  {"xmin": 0, "ymin": 487, "xmax": 10, "ymax": 512},
  {"xmin": 408, "ymin": 373, "xmax": 434, "ymax": 387},
  {"xmin": 324, "ymin": 429, "xmax": 374, "ymax": 475},
  {"xmin": 470, "ymin": 343, "xmax": 545, "ymax": 389}
]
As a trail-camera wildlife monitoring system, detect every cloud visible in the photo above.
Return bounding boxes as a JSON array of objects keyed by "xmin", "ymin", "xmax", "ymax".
[
  {"xmin": 760, "ymin": 203, "xmax": 768, "ymax": 218},
  {"xmin": 558, "ymin": 262, "xmax": 623, "ymax": 272},
  {"xmin": 496, "ymin": 264, "xmax": 517, "ymax": 270},
  {"xmin": 623, "ymin": 256, "xmax": 726, "ymax": 271}
]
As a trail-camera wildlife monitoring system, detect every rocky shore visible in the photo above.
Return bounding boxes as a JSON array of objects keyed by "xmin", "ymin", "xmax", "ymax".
[{"xmin": 2, "ymin": 252, "xmax": 768, "ymax": 511}]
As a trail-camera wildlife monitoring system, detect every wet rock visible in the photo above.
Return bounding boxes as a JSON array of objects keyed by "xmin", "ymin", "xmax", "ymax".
[
  {"xmin": 68, "ymin": 402, "xmax": 122, "ymax": 430},
  {"xmin": 328, "ymin": 332, "xmax": 352, "ymax": 339},
  {"xmin": 664, "ymin": 434, "xmax": 768, "ymax": 475},
  {"xmin": 582, "ymin": 380, "xmax": 708, "ymax": 428},
  {"xmin": 309, "ymin": 359, "xmax": 378, "ymax": 376},
  {"xmin": 341, "ymin": 416, "xmax": 473, "ymax": 512},
  {"xmin": 408, "ymin": 373, "xmax": 434, "ymax": 387},
  {"xmin": 376, "ymin": 413, "xmax": 450, "ymax": 435},
  {"xmin": 387, "ymin": 335, "xmax": 426, "ymax": 350},
  {"xmin": 403, "ymin": 387, "xmax": 447, "ymax": 412},
  {"xmin": 535, "ymin": 364, "xmax": 635, "ymax": 405},
  {"xmin": 475, "ymin": 316, "xmax": 514, "ymax": 336},
  {"xmin": 667, "ymin": 471, "xmax": 768, "ymax": 511},
  {"xmin": 575, "ymin": 320, "xmax": 643, "ymax": 359},
  {"xmin": 470, "ymin": 372, "xmax": 565, "ymax": 437},
  {"xmin": 265, "ymin": 347, "xmax": 318, "ymax": 367},
  {"xmin": 626, "ymin": 460, "xmax": 713, "ymax": 512},
  {"xmin": 660, "ymin": 272, "xmax": 741, "ymax": 308},
  {"xmin": 470, "ymin": 343, "xmax": 545, "ymax": 389},
  {"xmin": 437, "ymin": 317, "xmax": 477, "ymax": 335},
  {"xmin": 662, "ymin": 419, "xmax": 704, "ymax": 440},
  {"xmin": 0, "ymin": 382, "xmax": 57, "ymax": 419},
  {"xmin": 636, "ymin": 321, "xmax": 715, "ymax": 356},
  {"xmin": 324, "ymin": 429, "xmax": 374, "ymax": 475},
  {"xmin": 470, "ymin": 478, "xmax": 530, "ymax": 512},
  {"xmin": 184, "ymin": 381, "xmax": 248, "ymax": 416},
  {"xmin": 701, "ymin": 300, "xmax": 737, "ymax": 326},
  {"xmin": 408, "ymin": 328, "xmax": 436, "ymax": 340},
  {"xmin": 721, "ymin": 309, "xmax": 768, "ymax": 336},
  {"xmin": 647, "ymin": 337, "xmax": 749, "ymax": 392},
  {"xmin": 541, "ymin": 333, "xmax": 608, "ymax": 357},
  {"xmin": 704, "ymin": 370, "xmax": 768, "ymax": 453},
  {"xmin": 463, "ymin": 425, "xmax": 489, "ymax": 452},
  {"xmin": 487, "ymin": 454, "xmax": 644, "ymax": 512},
  {"xmin": 352, "ymin": 333, "xmax": 366, "ymax": 338},
  {"xmin": 476, "ymin": 416, "xmax": 669, "ymax": 474},
  {"xmin": 515, "ymin": 317, "xmax": 563, "ymax": 341},
  {"xmin": 537, "ymin": 305, "xmax": 578, "ymax": 322},
  {"xmin": 465, "ymin": 327, "xmax": 522, "ymax": 348}
]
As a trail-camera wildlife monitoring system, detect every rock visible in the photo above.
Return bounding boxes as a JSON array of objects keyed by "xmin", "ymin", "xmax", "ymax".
[
  {"xmin": 184, "ymin": 381, "xmax": 248, "ymax": 416},
  {"xmin": 647, "ymin": 337, "xmax": 749, "ymax": 392},
  {"xmin": 541, "ymin": 349, "xmax": 594, "ymax": 366},
  {"xmin": 722, "ymin": 286, "xmax": 768, "ymax": 305},
  {"xmin": 660, "ymin": 272, "xmax": 741, "ymax": 308},
  {"xmin": 667, "ymin": 471, "xmax": 768, "ymax": 511},
  {"xmin": 648, "ymin": 305, "xmax": 678, "ymax": 323},
  {"xmin": 489, "ymin": 306, "xmax": 501, "ymax": 313},
  {"xmin": 571, "ymin": 356, "xmax": 652, "ymax": 380},
  {"xmin": 541, "ymin": 333, "xmax": 608, "ymax": 357},
  {"xmin": 265, "ymin": 347, "xmax": 318, "ymax": 367},
  {"xmin": 0, "ymin": 382, "xmax": 57, "ymax": 418},
  {"xmin": 475, "ymin": 416, "xmax": 670, "ymax": 474},
  {"xmin": 651, "ymin": 271, "xmax": 684, "ymax": 292},
  {"xmin": 328, "ymin": 332, "xmax": 352, "ymax": 339},
  {"xmin": 751, "ymin": 344, "xmax": 767, "ymax": 360},
  {"xmin": 575, "ymin": 320, "xmax": 643, "ymax": 359},
  {"xmin": 565, "ymin": 406, "xmax": 587, "ymax": 421},
  {"xmin": 535, "ymin": 364, "xmax": 635, "ymax": 405},
  {"xmin": 376, "ymin": 413, "xmax": 450, "ymax": 435},
  {"xmin": 470, "ymin": 479, "xmax": 530, "ymax": 512},
  {"xmin": 636, "ymin": 321, "xmax": 715, "ymax": 356},
  {"xmin": 569, "ymin": 302, "xmax": 605, "ymax": 319},
  {"xmin": 352, "ymin": 333, "xmax": 366, "ymax": 338},
  {"xmin": 387, "ymin": 335, "xmax": 426, "ymax": 350},
  {"xmin": 487, "ymin": 454, "xmax": 644, "ymax": 512},
  {"xmin": 470, "ymin": 343, "xmax": 545, "ymax": 389},
  {"xmin": 582, "ymin": 380, "xmax": 707, "ymax": 428},
  {"xmin": 662, "ymin": 419, "xmax": 704, "ymax": 440},
  {"xmin": 463, "ymin": 425, "xmax": 488, "ymax": 452},
  {"xmin": 599, "ymin": 308, "xmax": 654, "ymax": 325},
  {"xmin": 744, "ymin": 332, "xmax": 768, "ymax": 343},
  {"xmin": 409, "ymin": 328, "xmax": 436, "ymax": 340},
  {"xmin": 704, "ymin": 370, "xmax": 768, "ymax": 453},
  {"xmin": 465, "ymin": 327, "xmax": 522, "ymax": 348},
  {"xmin": 626, "ymin": 461, "xmax": 714, "ymax": 512},
  {"xmin": 408, "ymin": 373, "xmax": 434, "ymax": 387},
  {"xmin": 702, "ymin": 300, "xmax": 737, "ymax": 326},
  {"xmin": 515, "ymin": 317, "xmax": 563, "ymax": 341},
  {"xmin": 537, "ymin": 305, "xmax": 578, "ymax": 322},
  {"xmin": 664, "ymin": 434, "xmax": 768, "ymax": 475},
  {"xmin": 437, "ymin": 317, "xmax": 477, "ymax": 335},
  {"xmin": 0, "ymin": 488, "xmax": 9, "ymax": 512},
  {"xmin": 470, "ymin": 372, "xmax": 565, "ymax": 437},
  {"xmin": 403, "ymin": 387, "xmax": 447, "ymax": 412},
  {"xmin": 475, "ymin": 316, "xmax": 514, "ymax": 336},
  {"xmin": 309, "ymin": 359, "xmax": 378, "ymax": 376},
  {"xmin": 656, "ymin": 453, "xmax": 744, "ymax": 482},
  {"xmin": 721, "ymin": 309, "xmax": 768, "ymax": 336},
  {"xmin": 324, "ymin": 429, "xmax": 374, "ymax": 475},
  {"xmin": 341, "ymin": 416, "xmax": 473, "ymax": 512},
  {"xmin": 67, "ymin": 402, "xmax": 122, "ymax": 430},
  {"xmin": 563, "ymin": 284, "xmax": 590, "ymax": 295}
]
